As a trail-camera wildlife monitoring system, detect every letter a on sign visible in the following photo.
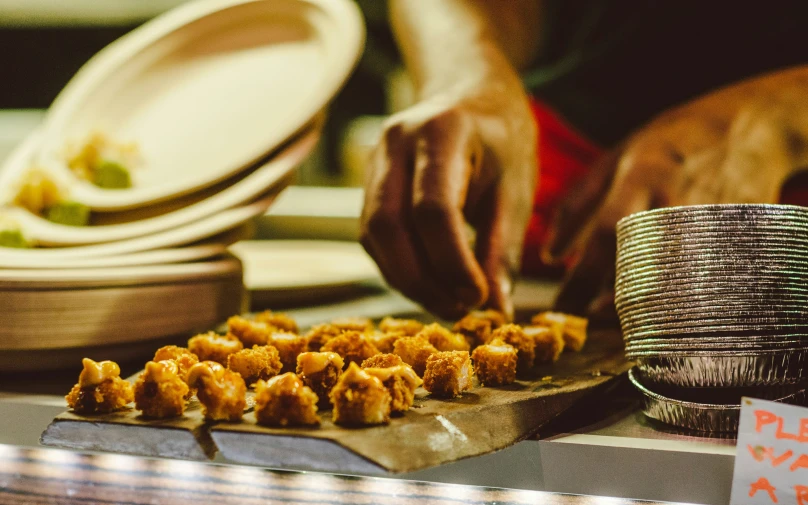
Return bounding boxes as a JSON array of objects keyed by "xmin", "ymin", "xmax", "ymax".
[{"xmin": 749, "ymin": 477, "xmax": 777, "ymax": 503}]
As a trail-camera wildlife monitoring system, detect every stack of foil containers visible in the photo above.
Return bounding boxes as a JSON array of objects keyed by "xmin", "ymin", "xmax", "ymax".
[{"xmin": 616, "ymin": 204, "xmax": 808, "ymax": 432}]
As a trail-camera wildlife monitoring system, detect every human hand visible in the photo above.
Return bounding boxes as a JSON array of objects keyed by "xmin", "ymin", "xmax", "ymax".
[
  {"xmin": 360, "ymin": 77, "xmax": 537, "ymax": 320},
  {"xmin": 544, "ymin": 72, "xmax": 808, "ymax": 317}
]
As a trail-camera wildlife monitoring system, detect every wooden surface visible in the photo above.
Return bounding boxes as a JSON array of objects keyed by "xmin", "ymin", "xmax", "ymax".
[
  {"xmin": 41, "ymin": 329, "xmax": 630, "ymax": 474},
  {"xmin": 0, "ymin": 443, "xmax": 678, "ymax": 505}
]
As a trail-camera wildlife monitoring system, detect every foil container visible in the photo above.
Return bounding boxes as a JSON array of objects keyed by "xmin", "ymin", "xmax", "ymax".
[
  {"xmin": 616, "ymin": 203, "xmax": 808, "ymax": 228},
  {"xmin": 628, "ymin": 368, "xmax": 808, "ymax": 432},
  {"xmin": 629, "ymin": 350, "xmax": 808, "ymax": 387},
  {"xmin": 624, "ymin": 340, "xmax": 808, "ymax": 353}
]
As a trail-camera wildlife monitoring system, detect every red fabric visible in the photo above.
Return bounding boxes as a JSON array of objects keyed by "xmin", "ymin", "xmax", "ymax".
[{"xmin": 521, "ymin": 98, "xmax": 603, "ymax": 276}]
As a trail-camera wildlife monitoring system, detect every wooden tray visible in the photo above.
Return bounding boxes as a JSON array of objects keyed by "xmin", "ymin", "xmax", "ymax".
[{"xmin": 41, "ymin": 328, "xmax": 630, "ymax": 473}]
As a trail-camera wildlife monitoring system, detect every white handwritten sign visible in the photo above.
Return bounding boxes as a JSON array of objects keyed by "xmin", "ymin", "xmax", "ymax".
[{"xmin": 731, "ymin": 398, "xmax": 808, "ymax": 504}]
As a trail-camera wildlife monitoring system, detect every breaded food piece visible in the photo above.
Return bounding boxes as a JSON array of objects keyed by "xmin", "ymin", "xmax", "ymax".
[
  {"xmin": 153, "ymin": 345, "xmax": 198, "ymax": 384},
  {"xmin": 417, "ymin": 323, "xmax": 470, "ymax": 352},
  {"xmin": 305, "ymin": 323, "xmax": 343, "ymax": 351},
  {"xmin": 368, "ymin": 331, "xmax": 406, "ymax": 354},
  {"xmin": 65, "ymin": 358, "xmax": 134, "ymax": 414},
  {"xmin": 188, "ymin": 332, "xmax": 243, "ymax": 365},
  {"xmin": 331, "ymin": 316, "xmax": 374, "ymax": 333},
  {"xmin": 267, "ymin": 332, "xmax": 309, "ymax": 373},
  {"xmin": 227, "ymin": 315, "xmax": 272, "ymax": 347},
  {"xmin": 361, "ymin": 353, "xmax": 403, "ymax": 369},
  {"xmin": 524, "ymin": 325, "xmax": 565, "ymax": 364},
  {"xmin": 490, "ymin": 324, "xmax": 536, "ymax": 373},
  {"xmin": 472, "ymin": 341, "xmax": 518, "ymax": 386},
  {"xmin": 321, "ymin": 331, "xmax": 380, "ymax": 368},
  {"xmin": 255, "ymin": 310, "xmax": 299, "ymax": 334},
  {"xmin": 475, "ymin": 309, "xmax": 509, "ymax": 327},
  {"xmin": 393, "ymin": 336, "xmax": 438, "ymax": 376},
  {"xmin": 296, "ymin": 352, "xmax": 344, "ymax": 407},
  {"xmin": 330, "ymin": 363, "xmax": 391, "ymax": 426},
  {"xmin": 453, "ymin": 315, "xmax": 493, "ymax": 349},
  {"xmin": 378, "ymin": 317, "xmax": 423, "ymax": 336},
  {"xmin": 364, "ymin": 365, "xmax": 422, "ymax": 413},
  {"xmin": 254, "ymin": 373, "xmax": 319, "ymax": 427},
  {"xmin": 423, "ymin": 351, "xmax": 474, "ymax": 398},
  {"xmin": 134, "ymin": 360, "xmax": 189, "ymax": 418},
  {"xmin": 227, "ymin": 345, "xmax": 283, "ymax": 385},
  {"xmin": 188, "ymin": 361, "xmax": 246, "ymax": 421},
  {"xmin": 531, "ymin": 312, "xmax": 588, "ymax": 352}
]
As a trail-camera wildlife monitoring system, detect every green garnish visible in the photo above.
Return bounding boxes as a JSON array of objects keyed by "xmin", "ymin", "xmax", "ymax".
[
  {"xmin": 93, "ymin": 160, "xmax": 132, "ymax": 189},
  {"xmin": 0, "ymin": 229, "xmax": 30, "ymax": 248},
  {"xmin": 46, "ymin": 201, "xmax": 91, "ymax": 227}
]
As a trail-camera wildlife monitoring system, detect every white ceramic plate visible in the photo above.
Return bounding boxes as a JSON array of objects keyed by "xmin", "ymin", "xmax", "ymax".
[
  {"xmin": 0, "ymin": 244, "xmax": 228, "ymax": 270},
  {"xmin": 0, "ymin": 193, "xmax": 272, "ymax": 267},
  {"xmin": 36, "ymin": 0, "xmax": 364, "ymax": 210},
  {"xmin": 0, "ymin": 122, "xmax": 321, "ymax": 246}
]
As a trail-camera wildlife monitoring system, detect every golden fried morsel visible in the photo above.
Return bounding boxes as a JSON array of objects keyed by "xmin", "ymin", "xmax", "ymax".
[
  {"xmin": 305, "ymin": 323, "xmax": 343, "ymax": 351},
  {"xmin": 153, "ymin": 345, "xmax": 198, "ymax": 384},
  {"xmin": 65, "ymin": 358, "xmax": 134, "ymax": 414},
  {"xmin": 423, "ymin": 351, "xmax": 474, "ymax": 398},
  {"xmin": 393, "ymin": 336, "xmax": 438, "ymax": 376},
  {"xmin": 452, "ymin": 314, "xmax": 493, "ymax": 349},
  {"xmin": 296, "ymin": 352, "xmax": 344, "ymax": 407},
  {"xmin": 134, "ymin": 360, "xmax": 189, "ymax": 418},
  {"xmin": 227, "ymin": 315, "xmax": 272, "ymax": 347},
  {"xmin": 255, "ymin": 310, "xmax": 299, "ymax": 334},
  {"xmin": 417, "ymin": 323, "xmax": 470, "ymax": 352},
  {"xmin": 364, "ymin": 365, "xmax": 422, "ymax": 413},
  {"xmin": 321, "ymin": 331, "xmax": 380, "ymax": 368},
  {"xmin": 471, "ymin": 340, "xmax": 517, "ymax": 386},
  {"xmin": 361, "ymin": 353, "xmax": 403, "ymax": 369},
  {"xmin": 188, "ymin": 361, "xmax": 246, "ymax": 421},
  {"xmin": 524, "ymin": 325, "xmax": 565, "ymax": 364},
  {"xmin": 531, "ymin": 312, "xmax": 588, "ymax": 352},
  {"xmin": 227, "ymin": 345, "xmax": 283, "ymax": 385},
  {"xmin": 267, "ymin": 332, "xmax": 309, "ymax": 373},
  {"xmin": 490, "ymin": 324, "xmax": 535, "ymax": 373},
  {"xmin": 188, "ymin": 332, "xmax": 243, "ymax": 365},
  {"xmin": 378, "ymin": 317, "xmax": 424, "ymax": 336},
  {"xmin": 368, "ymin": 331, "xmax": 406, "ymax": 353},
  {"xmin": 330, "ymin": 363, "xmax": 391, "ymax": 426},
  {"xmin": 331, "ymin": 316, "xmax": 374, "ymax": 333},
  {"xmin": 254, "ymin": 373, "xmax": 319, "ymax": 427}
]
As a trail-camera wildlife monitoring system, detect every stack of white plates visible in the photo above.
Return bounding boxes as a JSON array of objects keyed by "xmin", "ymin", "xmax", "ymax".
[
  {"xmin": 0, "ymin": 0, "xmax": 364, "ymax": 370},
  {"xmin": 616, "ymin": 204, "xmax": 808, "ymax": 432}
]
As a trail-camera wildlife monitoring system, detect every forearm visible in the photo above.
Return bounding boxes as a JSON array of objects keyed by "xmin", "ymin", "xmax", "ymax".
[{"xmin": 389, "ymin": 0, "xmax": 542, "ymax": 99}]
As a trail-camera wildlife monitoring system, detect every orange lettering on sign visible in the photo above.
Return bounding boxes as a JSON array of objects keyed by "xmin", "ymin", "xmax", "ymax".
[
  {"xmin": 790, "ymin": 454, "xmax": 808, "ymax": 472},
  {"xmin": 776, "ymin": 418, "xmax": 799, "ymax": 441},
  {"xmin": 747, "ymin": 446, "xmax": 794, "ymax": 467},
  {"xmin": 756, "ymin": 410, "xmax": 778, "ymax": 433},
  {"xmin": 749, "ymin": 477, "xmax": 778, "ymax": 503},
  {"xmin": 795, "ymin": 485, "xmax": 808, "ymax": 505}
]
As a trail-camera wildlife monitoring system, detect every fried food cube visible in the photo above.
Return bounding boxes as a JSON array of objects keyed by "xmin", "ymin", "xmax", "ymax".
[
  {"xmin": 524, "ymin": 325, "xmax": 565, "ymax": 364},
  {"xmin": 368, "ymin": 331, "xmax": 406, "ymax": 353},
  {"xmin": 188, "ymin": 361, "xmax": 246, "ymax": 421},
  {"xmin": 471, "ymin": 341, "xmax": 518, "ymax": 386},
  {"xmin": 153, "ymin": 345, "xmax": 199, "ymax": 383},
  {"xmin": 393, "ymin": 336, "xmax": 438, "ymax": 376},
  {"xmin": 254, "ymin": 310, "xmax": 299, "ymax": 333},
  {"xmin": 134, "ymin": 360, "xmax": 189, "ymax": 418},
  {"xmin": 531, "ymin": 312, "xmax": 588, "ymax": 352},
  {"xmin": 65, "ymin": 358, "xmax": 134, "ymax": 414},
  {"xmin": 267, "ymin": 332, "xmax": 309, "ymax": 373},
  {"xmin": 330, "ymin": 363, "xmax": 391, "ymax": 426},
  {"xmin": 227, "ymin": 345, "xmax": 283, "ymax": 385},
  {"xmin": 254, "ymin": 373, "xmax": 319, "ymax": 427},
  {"xmin": 227, "ymin": 315, "xmax": 273, "ymax": 347},
  {"xmin": 305, "ymin": 323, "xmax": 343, "ymax": 351},
  {"xmin": 296, "ymin": 352, "xmax": 344, "ymax": 407},
  {"xmin": 378, "ymin": 317, "xmax": 423, "ymax": 336},
  {"xmin": 188, "ymin": 332, "xmax": 243, "ymax": 365},
  {"xmin": 330, "ymin": 316, "xmax": 374, "ymax": 333},
  {"xmin": 423, "ymin": 351, "xmax": 473, "ymax": 398},
  {"xmin": 417, "ymin": 323, "xmax": 470, "ymax": 352},
  {"xmin": 490, "ymin": 324, "xmax": 535, "ymax": 373},
  {"xmin": 453, "ymin": 310, "xmax": 507, "ymax": 349},
  {"xmin": 321, "ymin": 331, "xmax": 380, "ymax": 368},
  {"xmin": 361, "ymin": 353, "xmax": 403, "ymax": 369},
  {"xmin": 364, "ymin": 365, "xmax": 422, "ymax": 413}
]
